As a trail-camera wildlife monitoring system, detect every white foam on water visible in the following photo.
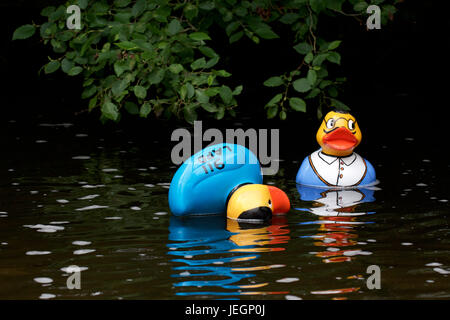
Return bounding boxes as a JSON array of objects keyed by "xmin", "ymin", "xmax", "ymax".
[
  {"xmin": 49, "ymin": 221, "xmax": 69, "ymax": 225},
  {"xmin": 26, "ymin": 251, "xmax": 51, "ymax": 255},
  {"xmin": 60, "ymin": 266, "xmax": 88, "ymax": 273},
  {"xmin": 78, "ymin": 194, "xmax": 100, "ymax": 200},
  {"xmin": 34, "ymin": 277, "xmax": 53, "ymax": 284},
  {"xmin": 426, "ymin": 262, "xmax": 442, "ymax": 267},
  {"xmin": 24, "ymin": 224, "xmax": 65, "ymax": 233},
  {"xmin": 102, "ymin": 168, "xmax": 118, "ymax": 172},
  {"xmin": 81, "ymin": 184, "xmax": 105, "ymax": 189},
  {"xmin": 439, "ymin": 199, "xmax": 448, "ymax": 203},
  {"xmin": 416, "ymin": 183, "xmax": 428, "ymax": 187},
  {"xmin": 39, "ymin": 293, "xmax": 56, "ymax": 300},
  {"xmin": 76, "ymin": 205, "xmax": 108, "ymax": 211},
  {"xmin": 433, "ymin": 267, "xmax": 450, "ymax": 275},
  {"xmin": 401, "ymin": 242, "xmax": 413, "ymax": 246},
  {"xmin": 73, "ymin": 249, "xmax": 96, "ymax": 255},
  {"xmin": 144, "ymin": 184, "xmax": 155, "ymax": 188},
  {"xmin": 105, "ymin": 216, "xmax": 122, "ymax": 220},
  {"xmin": 276, "ymin": 277, "xmax": 299, "ymax": 283},
  {"xmin": 285, "ymin": 295, "xmax": 302, "ymax": 300},
  {"xmin": 130, "ymin": 206, "xmax": 141, "ymax": 211},
  {"xmin": 35, "ymin": 140, "xmax": 47, "ymax": 143},
  {"xmin": 154, "ymin": 212, "xmax": 168, "ymax": 216},
  {"xmin": 30, "ymin": 191, "xmax": 39, "ymax": 195},
  {"xmin": 72, "ymin": 156, "xmax": 91, "ymax": 160},
  {"xmin": 56, "ymin": 199, "xmax": 69, "ymax": 204},
  {"xmin": 72, "ymin": 241, "xmax": 92, "ymax": 246},
  {"xmin": 343, "ymin": 250, "xmax": 372, "ymax": 256}
]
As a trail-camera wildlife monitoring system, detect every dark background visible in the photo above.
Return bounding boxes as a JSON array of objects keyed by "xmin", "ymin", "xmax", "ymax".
[{"xmin": 1, "ymin": 0, "xmax": 447, "ymax": 153}]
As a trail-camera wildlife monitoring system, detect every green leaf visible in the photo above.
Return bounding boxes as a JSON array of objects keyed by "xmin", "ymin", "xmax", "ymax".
[
  {"xmin": 167, "ymin": 19, "xmax": 182, "ymax": 35},
  {"xmin": 81, "ymin": 85, "xmax": 97, "ymax": 99},
  {"xmin": 205, "ymin": 56, "xmax": 220, "ymax": 69},
  {"xmin": 328, "ymin": 40, "xmax": 342, "ymax": 50},
  {"xmin": 44, "ymin": 60, "xmax": 60, "ymax": 74},
  {"xmin": 327, "ymin": 52, "xmax": 341, "ymax": 64},
  {"xmin": 195, "ymin": 89, "xmax": 209, "ymax": 104},
  {"xmin": 61, "ymin": 58, "xmax": 74, "ymax": 74},
  {"xmin": 305, "ymin": 52, "xmax": 314, "ymax": 64},
  {"xmin": 289, "ymin": 97, "xmax": 306, "ymax": 112},
  {"xmin": 189, "ymin": 32, "xmax": 211, "ymax": 41},
  {"xmin": 169, "ymin": 64, "xmax": 184, "ymax": 74},
  {"xmin": 102, "ymin": 101, "xmax": 119, "ymax": 121},
  {"xmin": 183, "ymin": 105, "xmax": 197, "ymax": 124},
  {"xmin": 199, "ymin": 46, "xmax": 217, "ymax": 58},
  {"xmin": 266, "ymin": 93, "xmax": 283, "ymax": 107},
  {"xmin": 140, "ymin": 102, "xmax": 152, "ymax": 118},
  {"xmin": 132, "ymin": 0, "xmax": 147, "ymax": 17},
  {"xmin": 279, "ymin": 110, "xmax": 287, "ymax": 120},
  {"xmin": 307, "ymin": 69, "xmax": 317, "ymax": 86},
  {"xmin": 111, "ymin": 78, "xmax": 129, "ymax": 96},
  {"xmin": 114, "ymin": 0, "xmax": 131, "ymax": 8},
  {"xmin": 12, "ymin": 24, "xmax": 36, "ymax": 40},
  {"xmin": 233, "ymin": 85, "xmax": 243, "ymax": 95},
  {"xmin": 186, "ymin": 83, "xmax": 195, "ymax": 98},
  {"xmin": 248, "ymin": 22, "xmax": 279, "ymax": 39},
  {"xmin": 148, "ymin": 69, "xmax": 165, "ymax": 84},
  {"xmin": 219, "ymin": 85, "xmax": 233, "ymax": 104},
  {"xmin": 115, "ymin": 41, "xmax": 138, "ymax": 50},
  {"xmin": 201, "ymin": 103, "xmax": 218, "ymax": 113},
  {"xmin": 124, "ymin": 101, "xmax": 139, "ymax": 115},
  {"xmin": 267, "ymin": 105, "xmax": 278, "ymax": 119},
  {"xmin": 191, "ymin": 58, "xmax": 206, "ymax": 70},
  {"xmin": 263, "ymin": 76, "xmax": 284, "ymax": 87},
  {"xmin": 312, "ymin": 53, "xmax": 329, "ymax": 66},
  {"xmin": 68, "ymin": 66, "xmax": 83, "ymax": 76},
  {"xmin": 354, "ymin": 1, "xmax": 368, "ymax": 11},
  {"xmin": 214, "ymin": 70, "xmax": 232, "ymax": 77},
  {"xmin": 134, "ymin": 85, "xmax": 147, "ymax": 99},
  {"xmin": 280, "ymin": 13, "xmax": 300, "ymax": 24},
  {"xmin": 293, "ymin": 42, "xmax": 312, "ymax": 55},
  {"xmin": 229, "ymin": 31, "xmax": 244, "ymax": 43},
  {"xmin": 309, "ymin": 0, "xmax": 327, "ymax": 13},
  {"xmin": 292, "ymin": 78, "xmax": 312, "ymax": 93},
  {"xmin": 226, "ymin": 21, "xmax": 240, "ymax": 36},
  {"xmin": 78, "ymin": 0, "xmax": 88, "ymax": 10}
]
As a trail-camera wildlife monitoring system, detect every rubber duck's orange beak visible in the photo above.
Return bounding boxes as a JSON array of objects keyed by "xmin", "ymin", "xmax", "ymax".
[
  {"xmin": 267, "ymin": 186, "xmax": 290, "ymax": 215},
  {"xmin": 322, "ymin": 127, "xmax": 358, "ymax": 152}
]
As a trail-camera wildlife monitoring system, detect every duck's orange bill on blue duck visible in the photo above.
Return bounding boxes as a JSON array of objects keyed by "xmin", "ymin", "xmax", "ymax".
[
  {"xmin": 227, "ymin": 184, "xmax": 290, "ymax": 222},
  {"xmin": 267, "ymin": 186, "xmax": 291, "ymax": 214}
]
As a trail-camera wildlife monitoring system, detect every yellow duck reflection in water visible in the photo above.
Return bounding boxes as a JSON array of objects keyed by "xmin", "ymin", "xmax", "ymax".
[
  {"xmin": 167, "ymin": 215, "xmax": 291, "ymax": 297},
  {"xmin": 297, "ymin": 185, "xmax": 377, "ymax": 298}
]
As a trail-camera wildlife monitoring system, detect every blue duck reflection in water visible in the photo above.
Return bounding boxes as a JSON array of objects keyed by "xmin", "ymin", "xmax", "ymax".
[
  {"xmin": 167, "ymin": 215, "xmax": 290, "ymax": 297},
  {"xmin": 296, "ymin": 185, "xmax": 378, "ymax": 297}
]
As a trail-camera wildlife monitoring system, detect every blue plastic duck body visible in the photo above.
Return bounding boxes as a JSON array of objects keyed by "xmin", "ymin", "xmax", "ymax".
[
  {"xmin": 296, "ymin": 149, "xmax": 376, "ymax": 188},
  {"xmin": 169, "ymin": 143, "xmax": 263, "ymax": 216}
]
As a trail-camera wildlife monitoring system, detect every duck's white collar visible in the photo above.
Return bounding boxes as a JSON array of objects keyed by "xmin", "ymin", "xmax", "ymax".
[
  {"xmin": 317, "ymin": 151, "xmax": 357, "ymax": 166},
  {"xmin": 309, "ymin": 149, "xmax": 367, "ymax": 187}
]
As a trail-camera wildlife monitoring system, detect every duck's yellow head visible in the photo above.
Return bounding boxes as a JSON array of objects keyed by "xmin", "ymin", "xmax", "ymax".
[
  {"xmin": 226, "ymin": 184, "xmax": 290, "ymax": 222},
  {"xmin": 316, "ymin": 110, "xmax": 362, "ymax": 157}
]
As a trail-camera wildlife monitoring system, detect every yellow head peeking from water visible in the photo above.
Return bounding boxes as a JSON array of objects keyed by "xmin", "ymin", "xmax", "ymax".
[
  {"xmin": 226, "ymin": 184, "xmax": 290, "ymax": 222},
  {"xmin": 316, "ymin": 110, "xmax": 362, "ymax": 157}
]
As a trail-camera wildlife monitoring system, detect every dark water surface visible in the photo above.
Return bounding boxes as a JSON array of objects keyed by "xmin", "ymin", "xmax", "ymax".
[{"xmin": 0, "ymin": 118, "xmax": 449, "ymax": 300}]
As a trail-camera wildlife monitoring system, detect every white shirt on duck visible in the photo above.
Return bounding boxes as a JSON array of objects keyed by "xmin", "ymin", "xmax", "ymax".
[{"xmin": 309, "ymin": 150, "xmax": 367, "ymax": 187}]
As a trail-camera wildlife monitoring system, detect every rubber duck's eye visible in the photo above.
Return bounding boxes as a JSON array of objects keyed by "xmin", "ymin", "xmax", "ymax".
[
  {"xmin": 348, "ymin": 119, "xmax": 355, "ymax": 131},
  {"xmin": 326, "ymin": 119, "xmax": 335, "ymax": 129},
  {"xmin": 268, "ymin": 199, "xmax": 272, "ymax": 207}
]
